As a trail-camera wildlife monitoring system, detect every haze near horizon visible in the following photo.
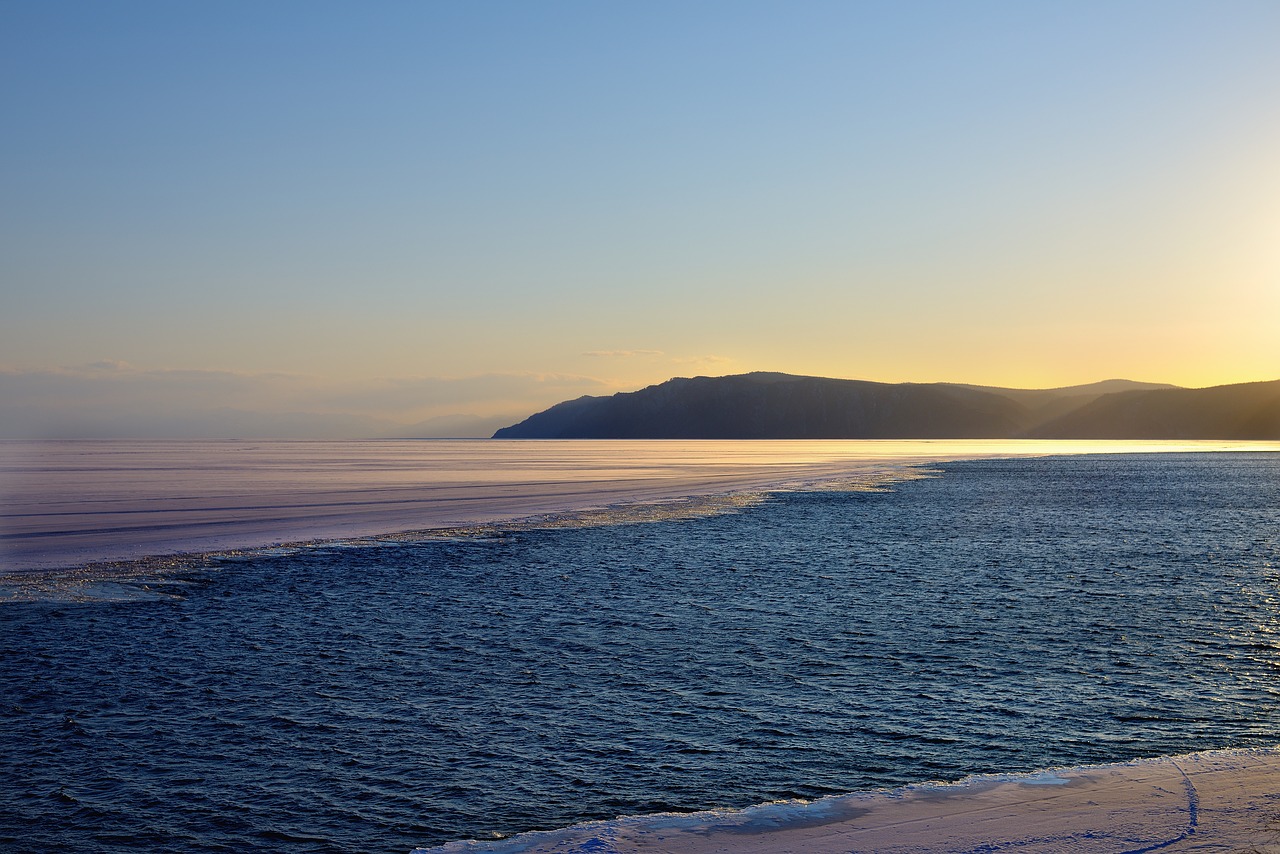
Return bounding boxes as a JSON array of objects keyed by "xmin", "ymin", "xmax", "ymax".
[{"xmin": 3, "ymin": 1, "xmax": 1278, "ymax": 438}]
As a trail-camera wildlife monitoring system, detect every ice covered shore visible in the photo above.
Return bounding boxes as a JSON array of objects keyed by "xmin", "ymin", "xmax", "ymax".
[{"xmin": 417, "ymin": 747, "xmax": 1280, "ymax": 854}]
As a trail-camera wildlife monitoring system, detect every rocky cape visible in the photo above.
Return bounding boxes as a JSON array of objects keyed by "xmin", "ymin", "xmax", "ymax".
[{"xmin": 492, "ymin": 373, "xmax": 1280, "ymax": 439}]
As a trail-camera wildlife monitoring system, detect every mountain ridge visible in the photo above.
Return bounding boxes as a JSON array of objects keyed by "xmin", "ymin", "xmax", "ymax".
[{"xmin": 492, "ymin": 373, "xmax": 1280, "ymax": 439}]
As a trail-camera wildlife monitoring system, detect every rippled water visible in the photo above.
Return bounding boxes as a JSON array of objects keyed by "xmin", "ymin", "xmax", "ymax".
[{"xmin": 2, "ymin": 453, "xmax": 1279, "ymax": 853}]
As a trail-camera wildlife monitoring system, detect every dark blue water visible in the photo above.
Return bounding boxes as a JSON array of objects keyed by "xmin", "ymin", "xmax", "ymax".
[{"xmin": 2, "ymin": 453, "xmax": 1279, "ymax": 853}]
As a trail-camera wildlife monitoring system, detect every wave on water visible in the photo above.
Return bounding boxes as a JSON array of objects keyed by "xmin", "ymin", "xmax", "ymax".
[{"xmin": 407, "ymin": 761, "xmax": 1092, "ymax": 853}]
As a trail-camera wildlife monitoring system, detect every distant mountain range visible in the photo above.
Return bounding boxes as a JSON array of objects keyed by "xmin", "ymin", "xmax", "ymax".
[{"xmin": 492, "ymin": 372, "xmax": 1280, "ymax": 439}]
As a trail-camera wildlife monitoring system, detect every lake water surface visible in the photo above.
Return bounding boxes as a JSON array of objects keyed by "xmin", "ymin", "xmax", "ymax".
[{"xmin": 2, "ymin": 449, "xmax": 1280, "ymax": 852}]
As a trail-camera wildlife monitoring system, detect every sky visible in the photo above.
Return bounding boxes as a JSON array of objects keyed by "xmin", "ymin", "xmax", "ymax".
[{"xmin": 2, "ymin": 0, "xmax": 1279, "ymax": 437}]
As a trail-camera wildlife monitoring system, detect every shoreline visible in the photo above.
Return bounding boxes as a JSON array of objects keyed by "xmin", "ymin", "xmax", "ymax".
[{"xmin": 417, "ymin": 746, "xmax": 1280, "ymax": 853}]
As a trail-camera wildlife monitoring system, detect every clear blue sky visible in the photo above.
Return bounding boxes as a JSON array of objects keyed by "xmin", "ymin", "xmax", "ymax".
[{"xmin": 2, "ymin": 1, "xmax": 1278, "ymax": 436}]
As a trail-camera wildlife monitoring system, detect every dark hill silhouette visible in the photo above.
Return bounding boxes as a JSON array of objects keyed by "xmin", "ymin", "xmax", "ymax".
[
  {"xmin": 493, "ymin": 374, "xmax": 1027, "ymax": 439},
  {"xmin": 492, "ymin": 373, "xmax": 1280, "ymax": 439},
  {"xmin": 1026, "ymin": 379, "xmax": 1280, "ymax": 439},
  {"xmin": 948, "ymin": 379, "xmax": 1181, "ymax": 427}
]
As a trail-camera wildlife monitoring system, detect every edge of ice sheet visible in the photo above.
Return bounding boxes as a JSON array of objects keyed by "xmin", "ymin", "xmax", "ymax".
[
  {"xmin": 411, "ymin": 747, "xmax": 1280, "ymax": 853},
  {"xmin": 8, "ymin": 439, "xmax": 1274, "ymax": 581},
  {"xmin": 0, "ymin": 467, "xmax": 920, "ymax": 602}
]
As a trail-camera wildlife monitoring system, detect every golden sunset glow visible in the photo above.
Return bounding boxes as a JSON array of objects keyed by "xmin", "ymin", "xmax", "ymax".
[{"xmin": 2, "ymin": 2, "xmax": 1278, "ymax": 437}]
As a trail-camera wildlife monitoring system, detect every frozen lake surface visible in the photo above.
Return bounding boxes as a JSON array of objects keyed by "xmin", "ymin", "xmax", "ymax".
[{"xmin": 0, "ymin": 438, "xmax": 1263, "ymax": 575}]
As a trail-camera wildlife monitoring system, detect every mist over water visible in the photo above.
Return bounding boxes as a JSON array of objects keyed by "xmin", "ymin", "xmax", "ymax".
[{"xmin": 2, "ymin": 453, "xmax": 1279, "ymax": 852}]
